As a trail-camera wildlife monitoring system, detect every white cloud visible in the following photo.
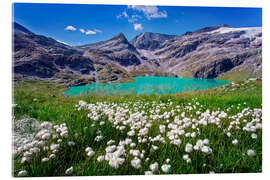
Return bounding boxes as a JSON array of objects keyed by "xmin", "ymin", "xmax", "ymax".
[
  {"xmin": 128, "ymin": 14, "xmax": 142, "ymax": 23},
  {"xmin": 117, "ymin": 11, "xmax": 129, "ymax": 19},
  {"xmin": 134, "ymin": 23, "xmax": 143, "ymax": 31},
  {"xmin": 85, "ymin": 30, "xmax": 96, "ymax": 35},
  {"xmin": 117, "ymin": 10, "xmax": 142, "ymax": 23},
  {"xmin": 94, "ymin": 29, "xmax": 102, "ymax": 33},
  {"xmin": 79, "ymin": 28, "xmax": 85, "ymax": 33},
  {"xmin": 65, "ymin": 25, "xmax": 76, "ymax": 31},
  {"xmin": 78, "ymin": 28, "xmax": 101, "ymax": 35},
  {"xmin": 128, "ymin": 5, "xmax": 167, "ymax": 20},
  {"xmin": 65, "ymin": 25, "xmax": 101, "ymax": 35},
  {"xmin": 122, "ymin": 11, "xmax": 128, "ymax": 18}
]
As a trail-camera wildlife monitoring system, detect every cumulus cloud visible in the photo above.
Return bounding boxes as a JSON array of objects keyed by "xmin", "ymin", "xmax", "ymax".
[
  {"xmin": 117, "ymin": 10, "xmax": 142, "ymax": 23},
  {"xmin": 64, "ymin": 25, "xmax": 101, "ymax": 35},
  {"xmin": 134, "ymin": 23, "xmax": 143, "ymax": 31},
  {"xmin": 79, "ymin": 28, "xmax": 85, "ymax": 33},
  {"xmin": 79, "ymin": 28, "xmax": 102, "ymax": 35},
  {"xmin": 128, "ymin": 5, "xmax": 167, "ymax": 20},
  {"xmin": 128, "ymin": 14, "xmax": 142, "ymax": 23},
  {"xmin": 65, "ymin": 25, "xmax": 76, "ymax": 31},
  {"xmin": 85, "ymin": 30, "xmax": 96, "ymax": 35}
]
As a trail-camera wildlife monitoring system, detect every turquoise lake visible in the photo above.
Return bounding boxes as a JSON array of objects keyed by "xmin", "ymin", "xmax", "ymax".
[{"xmin": 64, "ymin": 76, "xmax": 230, "ymax": 96}]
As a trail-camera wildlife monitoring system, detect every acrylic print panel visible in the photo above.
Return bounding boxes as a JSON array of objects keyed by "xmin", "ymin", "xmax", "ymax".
[{"xmin": 12, "ymin": 2, "xmax": 262, "ymax": 177}]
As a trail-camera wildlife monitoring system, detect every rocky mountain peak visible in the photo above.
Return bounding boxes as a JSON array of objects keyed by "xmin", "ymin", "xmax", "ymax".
[
  {"xmin": 130, "ymin": 32, "xmax": 176, "ymax": 50},
  {"xmin": 112, "ymin": 32, "xmax": 128, "ymax": 43}
]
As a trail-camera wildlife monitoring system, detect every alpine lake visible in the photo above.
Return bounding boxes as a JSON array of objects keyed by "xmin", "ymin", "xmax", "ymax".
[{"xmin": 64, "ymin": 76, "xmax": 230, "ymax": 96}]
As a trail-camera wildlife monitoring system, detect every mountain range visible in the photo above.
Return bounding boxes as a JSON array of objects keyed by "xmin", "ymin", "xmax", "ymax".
[{"xmin": 13, "ymin": 22, "xmax": 262, "ymax": 86}]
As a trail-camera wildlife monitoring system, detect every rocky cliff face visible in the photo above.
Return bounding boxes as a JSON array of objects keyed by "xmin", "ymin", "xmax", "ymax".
[
  {"xmin": 13, "ymin": 22, "xmax": 262, "ymax": 86},
  {"xmin": 13, "ymin": 22, "xmax": 93, "ymax": 79},
  {"xmin": 139, "ymin": 25, "xmax": 262, "ymax": 79}
]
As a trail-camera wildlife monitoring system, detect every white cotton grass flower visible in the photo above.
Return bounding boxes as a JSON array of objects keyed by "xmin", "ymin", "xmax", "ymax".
[
  {"xmin": 85, "ymin": 147, "xmax": 93, "ymax": 153},
  {"xmin": 159, "ymin": 125, "xmax": 166, "ymax": 133},
  {"xmin": 161, "ymin": 164, "xmax": 171, "ymax": 173},
  {"xmin": 50, "ymin": 144, "xmax": 60, "ymax": 151},
  {"xmin": 183, "ymin": 154, "xmax": 191, "ymax": 163},
  {"xmin": 97, "ymin": 155, "xmax": 105, "ymax": 162},
  {"xmin": 191, "ymin": 132, "xmax": 196, "ymax": 138},
  {"xmin": 185, "ymin": 143, "xmax": 193, "ymax": 153},
  {"xmin": 232, "ymin": 139, "xmax": 238, "ymax": 145},
  {"xmin": 152, "ymin": 145, "xmax": 158, "ymax": 151},
  {"xmin": 127, "ymin": 130, "xmax": 135, "ymax": 136},
  {"xmin": 144, "ymin": 171, "xmax": 153, "ymax": 175},
  {"xmin": 41, "ymin": 157, "xmax": 49, "ymax": 163},
  {"xmin": 65, "ymin": 166, "xmax": 74, "ymax": 175},
  {"xmin": 203, "ymin": 139, "xmax": 209, "ymax": 145},
  {"xmin": 107, "ymin": 140, "xmax": 115, "ymax": 145},
  {"xmin": 68, "ymin": 141, "xmax": 75, "ymax": 146},
  {"xmin": 106, "ymin": 145, "xmax": 116, "ymax": 153},
  {"xmin": 87, "ymin": 151, "xmax": 95, "ymax": 157},
  {"xmin": 183, "ymin": 154, "xmax": 189, "ymax": 161},
  {"xmin": 30, "ymin": 147, "xmax": 40, "ymax": 154},
  {"xmin": 185, "ymin": 132, "xmax": 191, "ymax": 137},
  {"xmin": 23, "ymin": 151, "xmax": 32, "ymax": 157},
  {"xmin": 150, "ymin": 162, "xmax": 159, "ymax": 172},
  {"xmin": 130, "ymin": 143, "xmax": 136, "ymax": 148},
  {"xmin": 94, "ymin": 135, "xmax": 103, "ymax": 142},
  {"xmin": 220, "ymin": 164, "xmax": 224, "ymax": 169},
  {"xmin": 49, "ymin": 154, "xmax": 56, "ymax": 159},
  {"xmin": 131, "ymin": 157, "xmax": 141, "ymax": 169},
  {"xmin": 21, "ymin": 157, "xmax": 29, "ymax": 164},
  {"xmin": 166, "ymin": 158, "xmax": 170, "ymax": 163},
  {"xmin": 41, "ymin": 133, "xmax": 51, "ymax": 140},
  {"xmin": 171, "ymin": 139, "xmax": 181, "ymax": 147},
  {"xmin": 201, "ymin": 146, "xmax": 212, "ymax": 154},
  {"xmin": 247, "ymin": 149, "xmax": 256, "ymax": 157},
  {"xmin": 251, "ymin": 133, "xmax": 258, "ymax": 139},
  {"xmin": 60, "ymin": 130, "xmax": 68, "ymax": 137},
  {"xmin": 18, "ymin": 170, "xmax": 27, "ymax": 177},
  {"xmin": 130, "ymin": 149, "xmax": 140, "ymax": 157},
  {"xmin": 108, "ymin": 157, "xmax": 125, "ymax": 169}
]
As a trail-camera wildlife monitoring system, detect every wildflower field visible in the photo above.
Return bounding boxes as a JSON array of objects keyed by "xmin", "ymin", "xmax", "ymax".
[{"xmin": 12, "ymin": 79, "xmax": 262, "ymax": 176}]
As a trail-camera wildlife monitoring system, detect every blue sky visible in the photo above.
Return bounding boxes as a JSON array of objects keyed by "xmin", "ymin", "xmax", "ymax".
[{"xmin": 13, "ymin": 3, "xmax": 262, "ymax": 46}]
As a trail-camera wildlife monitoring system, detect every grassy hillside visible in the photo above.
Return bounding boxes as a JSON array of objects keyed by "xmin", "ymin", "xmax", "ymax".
[{"xmin": 12, "ymin": 79, "xmax": 262, "ymax": 176}]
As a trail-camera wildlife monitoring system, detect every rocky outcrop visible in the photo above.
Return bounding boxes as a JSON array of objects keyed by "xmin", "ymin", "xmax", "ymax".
[
  {"xmin": 193, "ymin": 51, "xmax": 260, "ymax": 78},
  {"xmin": 14, "ymin": 54, "xmax": 59, "ymax": 78}
]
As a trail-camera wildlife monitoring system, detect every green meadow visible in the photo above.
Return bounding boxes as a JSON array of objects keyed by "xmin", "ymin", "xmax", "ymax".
[{"xmin": 12, "ymin": 79, "xmax": 262, "ymax": 176}]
